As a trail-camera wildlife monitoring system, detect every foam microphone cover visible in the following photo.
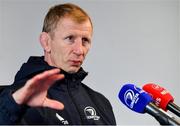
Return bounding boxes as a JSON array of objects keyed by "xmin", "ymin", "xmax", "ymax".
[
  {"xmin": 118, "ymin": 83, "xmax": 153, "ymax": 113},
  {"xmin": 142, "ymin": 83, "xmax": 174, "ymax": 110}
]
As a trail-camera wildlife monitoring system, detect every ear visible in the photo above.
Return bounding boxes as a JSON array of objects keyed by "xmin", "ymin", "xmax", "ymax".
[{"xmin": 39, "ymin": 32, "xmax": 51, "ymax": 53}]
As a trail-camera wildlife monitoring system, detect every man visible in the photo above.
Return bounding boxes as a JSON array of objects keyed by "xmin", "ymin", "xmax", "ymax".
[{"xmin": 0, "ymin": 3, "xmax": 116, "ymax": 125}]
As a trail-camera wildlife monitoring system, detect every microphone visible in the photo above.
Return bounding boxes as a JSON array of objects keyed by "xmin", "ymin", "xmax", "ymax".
[
  {"xmin": 142, "ymin": 83, "xmax": 180, "ymax": 117},
  {"xmin": 118, "ymin": 84, "xmax": 180, "ymax": 125}
]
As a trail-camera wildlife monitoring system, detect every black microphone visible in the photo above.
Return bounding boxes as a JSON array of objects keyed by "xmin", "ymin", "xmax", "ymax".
[
  {"xmin": 143, "ymin": 83, "xmax": 180, "ymax": 117},
  {"xmin": 118, "ymin": 83, "xmax": 180, "ymax": 125}
]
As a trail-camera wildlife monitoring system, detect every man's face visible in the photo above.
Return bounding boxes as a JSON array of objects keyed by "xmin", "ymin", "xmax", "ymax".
[{"xmin": 48, "ymin": 17, "xmax": 92, "ymax": 73}]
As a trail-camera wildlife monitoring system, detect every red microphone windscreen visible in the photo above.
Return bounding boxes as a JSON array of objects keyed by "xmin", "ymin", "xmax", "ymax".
[{"xmin": 142, "ymin": 83, "xmax": 174, "ymax": 110}]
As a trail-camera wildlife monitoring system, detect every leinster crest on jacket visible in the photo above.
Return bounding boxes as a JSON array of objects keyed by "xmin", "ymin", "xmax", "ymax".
[{"xmin": 84, "ymin": 106, "xmax": 100, "ymax": 120}]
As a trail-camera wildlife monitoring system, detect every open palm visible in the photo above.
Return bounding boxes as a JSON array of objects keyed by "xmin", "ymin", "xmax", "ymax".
[{"xmin": 13, "ymin": 69, "xmax": 64, "ymax": 110}]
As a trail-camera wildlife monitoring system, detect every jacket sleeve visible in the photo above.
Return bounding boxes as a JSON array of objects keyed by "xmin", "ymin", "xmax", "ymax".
[
  {"xmin": 0, "ymin": 89, "xmax": 28, "ymax": 124},
  {"xmin": 83, "ymin": 84, "xmax": 116, "ymax": 125},
  {"xmin": 94, "ymin": 93, "xmax": 117, "ymax": 125}
]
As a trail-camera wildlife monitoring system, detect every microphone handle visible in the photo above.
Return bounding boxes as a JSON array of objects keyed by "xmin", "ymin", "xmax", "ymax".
[
  {"xmin": 145, "ymin": 102, "xmax": 180, "ymax": 125},
  {"xmin": 167, "ymin": 102, "xmax": 180, "ymax": 117}
]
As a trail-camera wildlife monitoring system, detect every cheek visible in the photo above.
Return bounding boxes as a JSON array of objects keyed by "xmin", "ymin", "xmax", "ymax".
[
  {"xmin": 84, "ymin": 46, "xmax": 90, "ymax": 55},
  {"xmin": 51, "ymin": 44, "xmax": 64, "ymax": 60},
  {"xmin": 58, "ymin": 47, "xmax": 72, "ymax": 61}
]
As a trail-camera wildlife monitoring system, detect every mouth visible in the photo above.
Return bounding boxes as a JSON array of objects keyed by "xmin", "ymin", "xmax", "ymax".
[{"xmin": 69, "ymin": 60, "xmax": 82, "ymax": 66}]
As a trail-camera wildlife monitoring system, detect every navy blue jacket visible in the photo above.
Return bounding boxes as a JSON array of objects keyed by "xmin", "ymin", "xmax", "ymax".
[{"xmin": 0, "ymin": 56, "xmax": 116, "ymax": 125}]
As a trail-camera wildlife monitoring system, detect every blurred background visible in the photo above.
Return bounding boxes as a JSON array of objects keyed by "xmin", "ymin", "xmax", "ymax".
[{"xmin": 0, "ymin": 0, "xmax": 179, "ymax": 125}]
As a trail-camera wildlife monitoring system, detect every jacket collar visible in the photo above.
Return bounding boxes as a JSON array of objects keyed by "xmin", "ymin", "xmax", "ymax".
[{"xmin": 14, "ymin": 56, "xmax": 88, "ymax": 86}]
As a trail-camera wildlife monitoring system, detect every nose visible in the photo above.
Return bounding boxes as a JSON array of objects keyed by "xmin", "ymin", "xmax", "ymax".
[{"xmin": 73, "ymin": 38, "xmax": 83, "ymax": 56}]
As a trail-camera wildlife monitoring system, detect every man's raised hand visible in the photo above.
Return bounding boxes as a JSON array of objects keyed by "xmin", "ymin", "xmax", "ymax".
[{"xmin": 12, "ymin": 69, "xmax": 64, "ymax": 110}]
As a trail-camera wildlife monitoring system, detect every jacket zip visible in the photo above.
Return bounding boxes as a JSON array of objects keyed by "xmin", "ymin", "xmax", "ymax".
[{"xmin": 67, "ymin": 79, "xmax": 83, "ymax": 124}]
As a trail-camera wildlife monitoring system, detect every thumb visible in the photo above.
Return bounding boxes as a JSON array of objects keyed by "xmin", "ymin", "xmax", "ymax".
[{"xmin": 43, "ymin": 98, "xmax": 64, "ymax": 110}]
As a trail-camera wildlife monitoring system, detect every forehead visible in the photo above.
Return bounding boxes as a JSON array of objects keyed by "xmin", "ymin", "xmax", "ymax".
[{"xmin": 55, "ymin": 17, "xmax": 93, "ymax": 35}]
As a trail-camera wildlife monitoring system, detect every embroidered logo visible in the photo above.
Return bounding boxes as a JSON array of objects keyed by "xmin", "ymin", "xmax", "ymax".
[
  {"xmin": 56, "ymin": 113, "xmax": 69, "ymax": 125},
  {"xmin": 84, "ymin": 106, "xmax": 100, "ymax": 120}
]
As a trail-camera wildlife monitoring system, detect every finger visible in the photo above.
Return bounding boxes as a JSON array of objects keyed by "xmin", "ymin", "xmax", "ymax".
[
  {"xmin": 27, "ymin": 69, "xmax": 64, "ymax": 86},
  {"xmin": 43, "ymin": 98, "xmax": 64, "ymax": 110},
  {"xmin": 45, "ymin": 74, "xmax": 65, "ymax": 87},
  {"xmin": 35, "ymin": 69, "xmax": 61, "ymax": 80}
]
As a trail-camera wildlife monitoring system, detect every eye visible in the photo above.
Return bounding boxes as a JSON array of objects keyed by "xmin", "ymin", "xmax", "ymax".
[
  {"xmin": 82, "ymin": 37, "xmax": 91, "ymax": 45},
  {"xmin": 65, "ymin": 35, "xmax": 74, "ymax": 43}
]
